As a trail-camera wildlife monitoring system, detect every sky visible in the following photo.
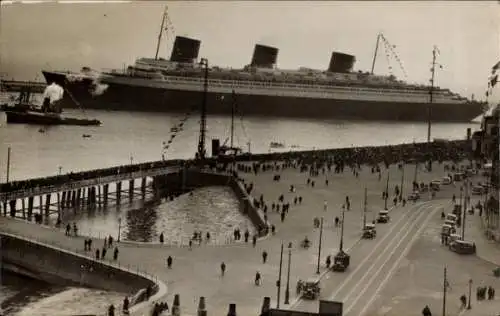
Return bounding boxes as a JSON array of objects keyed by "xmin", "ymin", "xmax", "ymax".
[{"xmin": 1, "ymin": 0, "xmax": 499, "ymax": 102}]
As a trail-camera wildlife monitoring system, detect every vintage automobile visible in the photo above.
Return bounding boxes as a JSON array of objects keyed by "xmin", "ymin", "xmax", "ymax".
[
  {"xmin": 441, "ymin": 176, "xmax": 452, "ymax": 185},
  {"xmin": 441, "ymin": 224, "xmax": 456, "ymax": 237},
  {"xmin": 449, "ymin": 240, "xmax": 476, "ymax": 255},
  {"xmin": 377, "ymin": 210, "xmax": 390, "ymax": 223},
  {"xmin": 448, "ymin": 233, "xmax": 462, "ymax": 244},
  {"xmin": 444, "ymin": 219, "xmax": 456, "ymax": 228},
  {"xmin": 302, "ymin": 278, "xmax": 321, "ymax": 300},
  {"xmin": 471, "ymin": 186, "xmax": 485, "ymax": 195},
  {"xmin": 430, "ymin": 181, "xmax": 441, "ymax": 191},
  {"xmin": 446, "ymin": 213, "xmax": 458, "ymax": 223},
  {"xmin": 362, "ymin": 223, "xmax": 377, "ymax": 239},
  {"xmin": 408, "ymin": 191, "xmax": 420, "ymax": 201},
  {"xmin": 332, "ymin": 251, "xmax": 350, "ymax": 272}
]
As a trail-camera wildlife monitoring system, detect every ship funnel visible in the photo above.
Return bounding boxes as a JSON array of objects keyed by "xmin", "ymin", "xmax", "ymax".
[
  {"xmin": 170, "ymin": 36, "xmax": 201, "ymax": 63},
  {"xmin": 328, "ymin": 52, "xmax": 356, "ymax": 73},
  {"xmin": 250, "ymin": 44, "xmax": 279, "ymax": 68}
]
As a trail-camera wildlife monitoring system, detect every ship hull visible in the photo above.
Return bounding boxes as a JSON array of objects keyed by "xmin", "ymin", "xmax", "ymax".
[
  {"xmin": 42, "ymin": 71, "xmax": 484, "ymax": 122},
  {"xmin": 5, "ymin": 111, "xmax": 101, "ymax": 126}
]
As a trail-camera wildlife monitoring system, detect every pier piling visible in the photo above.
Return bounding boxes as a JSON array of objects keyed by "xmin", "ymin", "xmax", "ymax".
[
  {"xmin": 21, "ymin": 198, "xmax": 26, "ymax": 219},
  {"xmin": 141, "ymin": 177, "xmax": 147, "ymax": 198},
  {"xmin": 27, "ymin": 197, "xmax": 34, "ymax": 221},
  {"xmin": 76, "ymin": 188, "xmax": 81, "ymax": 207},
  {"xmin": 129, "ymin": 179, "xmax": 134, "ymax": 201},
  {"xmin": 2, "ymin": 202, "xmax": 6, "ymax": 216},
  {"xmin": 71, "ymin": 190, "xmax": 76, "ymax": 208},
  {"xmin": 9, "ymin": 200, "xmax": 16, "ymax": 217},
  {"xmin": 45, "ymin": 194, "xmax": 51, "ymax": 218},
  {"xmin": 97, "ymin": 186, "xmax": 102, "ymax": 208},
  {"xmin": 116, "ymin": 182, "xmax": 122, "ymax": 203},
  {"xmin": 61, "ymin": 191, "xmax": 67, "ymax": 209},
  {"xmin": 103, "ymin": 184, "xmax": 109, "ymax": 206}
]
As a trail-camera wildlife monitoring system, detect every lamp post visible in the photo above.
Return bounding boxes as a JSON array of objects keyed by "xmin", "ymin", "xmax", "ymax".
[
  {"xmin": 413, "ymin": 161, "xmax": 418, "ymax": 186},
  {"xmin": 58, "ymin": 166, "xmax": 62, "ymax": 176},
  {"xmin": 276, "ymin": 243, "xmax": 283, "ymax": 308},
  {"xmin": 400, "ymin": 163, "xmax": 405, "ymax": 201},
  {"xmin": 316, "ymin": 217, "xmax": 324, "ymax": 274},
  {"xmin": 117, "ymin": 217, "xmax": 122, "ymax": 242},
  {"xmin": 197, "ymin": 58, "xmax": 209, "ymax": 160},
  {"xmin": 442, "ymin": 266, "xmax": 447, "ymax": 316},
  {"xmin": 467, "ymin": 278, "xmax": 472, "ymax": 309},
  {"xmin": 130, "ymin": 155, "xmax": 133, "ymax": 165},
  {"xmin": 462, "ymin": 181, "xmax": 469, "ymax": 240},
  {"xmin": 284, "ymin": 244, "xmax": 292, "ymax": 304},
  {"xmin": 459, "ymin": 186, "xmax": 463, "ymax": 238},
  {"xmin": 6, "ymin": 146, "xmax": 11, "ymax": 182},
  {"xmin": 384, "ymin": 170, "xmax": 390, "ymax": 210}
]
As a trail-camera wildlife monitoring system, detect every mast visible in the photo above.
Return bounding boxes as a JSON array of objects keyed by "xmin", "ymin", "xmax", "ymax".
[
  {"xmin": 370, "ymin": 33, "xmax": 382, "ymax": 74},
  {"xmin": 155, "ymin": 7, "xmax": 168, "ymax": 60},
  {"xmin": 427, "ymin": 46, "xmax": 438, "ymax": 171},
  {"xmin": 231, "ymin": 90, "xmax": 235, "ymax": 149},
  {"xmin": 197, "ymin": 58, "xmax": 209, "ymax": 160}
]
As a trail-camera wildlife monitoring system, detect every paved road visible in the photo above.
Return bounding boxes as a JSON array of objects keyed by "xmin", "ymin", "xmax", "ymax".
[{"xmin": 291, "ymin": 200, "xmax": 445, "ymax": 314}]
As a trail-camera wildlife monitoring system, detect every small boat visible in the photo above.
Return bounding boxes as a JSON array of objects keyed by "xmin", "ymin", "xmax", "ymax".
[
  {"xmin": 270, "ymin": 141, "xmax": 285, "ymax": 148},
  {"xmin": 170, "ymin": 126, "xmax": 182, "ymax": 133},
  {"xmin": 82, "ymin": 134, "xmax": 92, "ymax": 138},
  {"xmin": 4, "ymin": 85, "xmax": 101, "ymax": 126}
]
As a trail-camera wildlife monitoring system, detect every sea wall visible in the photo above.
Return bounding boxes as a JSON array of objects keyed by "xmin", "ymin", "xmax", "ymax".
[{"xmin": 0, "ymin": 233, "xmax": 159, "ymax": 304}]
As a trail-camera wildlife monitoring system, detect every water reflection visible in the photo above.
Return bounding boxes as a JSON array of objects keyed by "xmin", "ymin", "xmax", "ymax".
[{"xmin": 63, "ymin": 186, "xmax": 255, "ymax": 244}]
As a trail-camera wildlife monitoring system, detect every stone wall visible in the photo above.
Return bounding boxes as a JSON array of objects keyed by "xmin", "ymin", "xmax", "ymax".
[{"xmin": 0, "ymin": 233, "xmax": 157, "ymax": 298}]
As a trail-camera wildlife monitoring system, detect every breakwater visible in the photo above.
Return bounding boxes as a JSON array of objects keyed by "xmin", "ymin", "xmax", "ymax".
[{"xmin": 0, "ymin": 233, "xmax": 162, "ymax": 310}]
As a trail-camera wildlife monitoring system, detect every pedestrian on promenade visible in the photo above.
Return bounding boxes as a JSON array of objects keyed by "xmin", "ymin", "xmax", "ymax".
[
  {"xmin": 113, "ymin": 247, "xmax": 118, "ymax": 261},
  {"xmin": 221, "ymin": 262, "xmax": 226, "ymax": 277},
  {"xmin": 335, "ymin": 217, "xmax": 339, "ymax": 227},
  {"xmin": 262, "ymin": 251, "xmax": 268, "ymax": 264},
  {"xmin": 255, "ymin": 271, "xmax": 261, "ymax": 286},
  {"xmin": 108, "ymin": 235, "xmax": 113, "ymax": 248},
  {"xmin": 159, "ymin": 232, "xmax": 164, "ymax": 244},
  {"xmin": 104, "ymin": 237, "xmax": 108, "ymax": 249},
  {"xmin": 66, "ymin": 223, "xmax": 71, "ymax": 236},
  {"xmin": 189, "ymin": 239, "xmax": 193, "ymax": 250},
  {"xmin": 84, "ymin": 239, "xmax": 88, "ymax": 251},
  {"xmin": 122, "ymin": 297, "xmax": 129, "ymax": 313},
  {"xmin": 206, "ymin": 232, "xmax": 211, "ymax": 242},
  {"xmin": 326, "ymin": 255, "xmax": 331, "ymax": 268},
  {"xmin": 95, "ymin": 249, "xmax": 100, "ymax": 260},
  {"xmin": 73, "ymin": 223, "xmax": 78, "ymax": 237},
  {"xmin": 167, "ymin": 256, "xmax": 172, "ymax": 269},
  {"xmin": 88, "ymin": 239, "xmax": 93, "ymax": 250},
  {"xmin": 253, "ymin": 235, "xmax": 257, "ymax": 247},
  {"xmin": 271, "ymin": 225, "xmax": 276, "ymax": 235},
  {"xmin": 422, "ymin": 304, "xmax": 432, "ymax": 315},
  {"xmin": 244, "ymin": 230, "xmax": 250, "ymax": 243},
  {"xmin": 108, "ymin": 304, "xmax": 115, "ymax": 316},
  {"xmin": 102, "ymin": 247, "xmax": 107, "ymax": 259}
]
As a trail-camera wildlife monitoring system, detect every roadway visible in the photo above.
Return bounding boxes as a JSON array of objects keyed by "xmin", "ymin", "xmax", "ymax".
[{"xmin": 291, "ymin": 200, "xmax": 445, "ymax": 314}]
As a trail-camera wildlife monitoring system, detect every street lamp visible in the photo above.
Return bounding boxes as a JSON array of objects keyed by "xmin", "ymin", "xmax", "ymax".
[
  {"xmin": 467, "ymin": 278, "xmax": 472, "ymax": 309},
  {"xmin": 117, "ymin": 217, "xmax": 122, "ymax": 242},
  {"xmin": 130, "ymin": 155, "xmax": 133, "ymax": 165},
  {"xmin": 6, "ymin": 146, "xmax": 11, "ymax": 183},
  {"xmin": 276, "ymin": 243, "xmax": 284, "ymax": 308},
  {"xmin": 384, "ymin": 170, "xmax": 390, "ymax": 210},
  {"xmin": 316, "ymin": 217, "xmax": 324, "ymax": 274},
  {"xmin": 58, "ymin": 166, "xmax": 62, "ymax": 175},
  {"xmin": 284, "ymin": 243, "xmax": 292, "ymax": 304},
  {"xmin": 400, "ymin": 164, "xmax": 405, "ymax": 201}
]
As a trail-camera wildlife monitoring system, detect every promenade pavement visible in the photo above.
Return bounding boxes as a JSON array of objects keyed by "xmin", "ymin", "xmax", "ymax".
[
  {"xmin": 364, "ymin": 193, "xmax": 500, "ymax": 316},
  {"xmin": 0, "ymin": 160, "xmax": 460, "ymax": 316}
]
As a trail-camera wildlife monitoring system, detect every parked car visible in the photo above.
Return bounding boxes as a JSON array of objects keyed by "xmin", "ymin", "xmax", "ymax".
[
  {"xmin": 377, "ymin": 210, "xmax": 390, "ymax": 223},
  {"xmin": 449, "ymin": 240, "xmax": 476, "ymax": 255}
]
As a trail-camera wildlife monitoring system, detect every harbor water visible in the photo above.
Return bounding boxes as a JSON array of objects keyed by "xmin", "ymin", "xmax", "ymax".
[{"xmin": 0, "ymin": 107, "xmax": 479, "ymax": 315}]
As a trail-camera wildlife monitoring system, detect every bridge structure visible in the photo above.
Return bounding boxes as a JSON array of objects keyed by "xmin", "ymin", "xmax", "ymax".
[{"xmin": 0, "ymin": 158, "xmax": 190, "ymax": 223}]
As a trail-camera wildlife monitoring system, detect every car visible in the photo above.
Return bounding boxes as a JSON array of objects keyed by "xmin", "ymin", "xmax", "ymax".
[
  {"xmin": 408, "ymin": 191, "xmax": 420, "ymax": 201},
  {"xmin": 453, "ymin": 173, "xmax": 465, "ymax": 181},
  {"xmin": 377, "ymin": 210, "xmax": 390, "ymax": 223},
  {"xmin": 362, "ymin": 223, "xmax": 377, "ymax": 239},
  {"xmin": 441, "ymin": 176, "xmax": 452, "ymax": 185},
  {"xmin": 430, "ymin": 182, "xmax": 441, "ymax": 191},
  {"xmin": 444, "ymin": 219, "xmax": 456, "ymax": 228},
  {"xmin": 449, "ymin": 240, "xmax": 476, "ymax": 255},
  {"xmin": 446, "ymin": 213, "xmax": 458, "ymax": 223},
  {"xmin": 472, "ymin": 186, "xmax": 484, "ymax": 195}
]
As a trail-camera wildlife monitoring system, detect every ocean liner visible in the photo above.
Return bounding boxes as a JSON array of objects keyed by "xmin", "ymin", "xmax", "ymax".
[{"xmin": 42, "ymin": 10, "xmax": 484, "ymax": 122}]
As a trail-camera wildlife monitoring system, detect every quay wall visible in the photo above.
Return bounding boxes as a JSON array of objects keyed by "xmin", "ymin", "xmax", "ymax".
[{"xmin": 0, "ymin": 233, "xmax": 158, "ymax": 299}]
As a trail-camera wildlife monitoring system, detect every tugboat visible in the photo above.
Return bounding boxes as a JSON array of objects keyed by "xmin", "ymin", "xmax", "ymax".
[{"xmin": 4, "ymin": 84, "xmax": 101, "ymax": 126}]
